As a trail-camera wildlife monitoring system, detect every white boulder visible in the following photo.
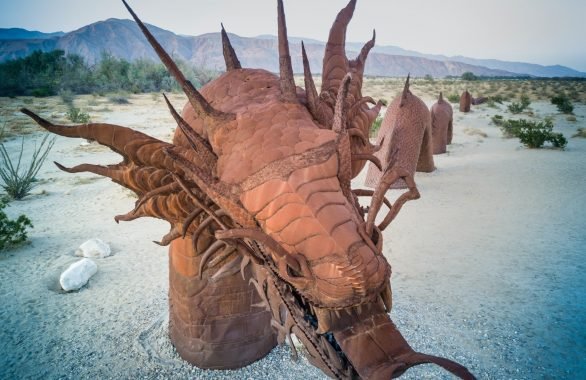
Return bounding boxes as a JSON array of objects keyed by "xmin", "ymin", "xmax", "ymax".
[
  {"xmin": 60, "ymin": 258, "xmax": 98, "ymax": 291},
  {"xmin": 75, "ymin": 238, "xmax": 111, "ymax": 258}
]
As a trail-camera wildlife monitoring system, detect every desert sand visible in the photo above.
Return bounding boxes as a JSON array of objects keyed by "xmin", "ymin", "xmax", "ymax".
[{"xmin": 0, "ymin": 92, "xmax": 585, "ymax": 379}]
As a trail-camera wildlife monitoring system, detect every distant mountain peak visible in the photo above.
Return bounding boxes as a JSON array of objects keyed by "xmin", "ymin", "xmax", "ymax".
[
  {"xmin": 1, "ymin": 20, "xmax": 584, "ymax": 78},
  {"xmin": 0, "ymin": 27, "xmax": 64, "ymax": 40}
]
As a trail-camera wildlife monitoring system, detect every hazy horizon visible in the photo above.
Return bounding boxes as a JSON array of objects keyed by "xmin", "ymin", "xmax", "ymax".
[{"xmin": 1, "ymin": 0, "xmax": 585, "ymax": 72}]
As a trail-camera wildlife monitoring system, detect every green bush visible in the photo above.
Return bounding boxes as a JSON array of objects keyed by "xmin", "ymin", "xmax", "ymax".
[
  {"xmin": 0, "ymin": 199, "xmax": 32, "ymax": 251},
  {"xmin": 447, "ymin": 94, "xmax": 460, "ymax": 103},
  {"xmin": 499, "ymin": 118, "xmax": 567, "ymax": 149},
  {"xmin": 550, "ymin": 95, "xmax": 574, "ymax": 114},
  {"xmin": 0, "ymin": 132, "xmax": 56, "ymax": 200},
  {"xmin": 507, "ymin": 95, "xmax": 531, "ymax": 114},
  {"xmin": 66, "ymin": 107, "xmax": 91, "ymax": 123},
  {"xmin": 491, "ymin": 114, "xmax": 504, "ymax": 126},
  {"xmin": 489, "ymin": 95, "xmax": 504, "ymax": 104}
]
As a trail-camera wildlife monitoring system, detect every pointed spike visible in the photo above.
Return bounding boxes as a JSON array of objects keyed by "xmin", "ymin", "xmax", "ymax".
[
  {"xmin": 181, "ymin": 207, "xmax": 204, "ymax": 238},
  {"xmin": 121, "ymin": 0, "xmax": 234, "ymax": 122},
  {"xmin": 212, "ymin": 255, "xmax": 242, "ymax": 280},
  {"xmin": 153, "ymin": 226, "xmax": 181, "ymax": 246},
  {"xmin": 381, "ymin": 282, "xmax": 393, "ymax": 312},
  {"xmin": 277, "ymin": 0, "xmax": 297, "ymax": 102},
  {"xmin": 400, "ymin": 74, "xmax": 411, "ymax": 107},
  {"xmin": 162, "ymin": 93, "xmax": 217, "ymax": 165},
  {"xmin": 301, "ymin": 42, "xmax": 319, "ymax": 112},
  {"xmin": 240, "ymin": 254, "xmax": 251, "ymax": 280},
  {"xmin": 221, "ymin": 23, "xmax": 241, "ymax": 71},
  {"xmin": 439, "ymin": 91, "xmax": 444, "ymax": 102},
  {"xmin": 332, "ymin": 73, "xmax": 352, "ymax": 133},
  {"xmin": 198, "ymin": 240, "xmax": 227, "ymax": 279}
]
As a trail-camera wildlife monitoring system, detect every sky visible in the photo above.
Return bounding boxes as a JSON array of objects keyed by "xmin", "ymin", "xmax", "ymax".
[{"xmin": 1, "ymin": 0, "xmax": 585, "ymax": 72}]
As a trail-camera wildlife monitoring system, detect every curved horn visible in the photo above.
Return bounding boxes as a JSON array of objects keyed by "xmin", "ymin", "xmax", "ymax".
[
  {"xmin": 277, "ymin": 0, "xmax": 297, "ymax": 102},
  {"xmin": 349, "ymin": 29, "xmax": 375, "ymax": 81},
  {"xmin": 121, "ymin": 0, "xmax": 234, "ymax": 123},
  {"xmin": 321, "ymin": 0, "xmax": 356, "ymax": 96},
  {"xmin": 221, "ymin": 23, "xmax": 241, "ymax": 71}
]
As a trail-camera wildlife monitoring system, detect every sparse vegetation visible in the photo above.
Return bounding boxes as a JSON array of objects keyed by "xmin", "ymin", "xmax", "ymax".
[
  {"xmin": 370, "ymin": 116, "xmax": 383, "ymax": 138},
  {"xmin": 0, "ymin": 126, "xmax": 56, "ymax": 200},
  {"xmin": 108, "ymin": 94, "xmax": 130, "ymax": 104},
  {"xmin": 0, "ymin": 50, "xmax": 219, "ymax": 97},
  {"xmin": 498, "ymin": 118, "xmax": 566, "ymax": 149},
  {"xmin": 0, "ymin": 199, "xmax": 32, "ymax": 251},
  {"xmin": 507, "ymin": 95, "xmax": 531, "ymax": 114},
  {"xmin": 550, "ymin": 95, "xmax": 574, "ymax": 114},
  {"xmin": 447, "ymin": 94, "xmax": 460, "ymax": 103},
  {"xmin": 572, "ymin": 128, "xmax": 586, "ymax": 138},
  {"xmin": 491, "ymin": 114, "xmax": 504, "ymax": 126},
  {"xmin": 66, "ymin": 107, "xmax": 91, "ymax": 123}
]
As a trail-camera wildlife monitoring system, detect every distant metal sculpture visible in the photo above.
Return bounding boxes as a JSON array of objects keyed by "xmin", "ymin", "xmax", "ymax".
[
  {"xmin": 22, "ymin": 0, "xmax": 474, "ymax": 378},
  {"xmin": 365, "ymin": 76, "xmax": 435, "ymax": 190},
  {"xmin": 460, "ymin": 90, "xmax": 472, "ymax": 112},
  {"xmin": 431, "ymin": 92, "xmax": 454, "ymax": 154}
]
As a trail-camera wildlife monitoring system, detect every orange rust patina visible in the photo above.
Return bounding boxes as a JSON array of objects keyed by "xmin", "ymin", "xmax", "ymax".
[{"xmin": 22, "ymin": 1, "xmax": 475, "ymax": 378}]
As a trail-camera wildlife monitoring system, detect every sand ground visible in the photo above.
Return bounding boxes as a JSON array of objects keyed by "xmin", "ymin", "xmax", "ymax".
[{"xmin": 0, "ymin": 93, "xmax": 584, "ymax": 379}]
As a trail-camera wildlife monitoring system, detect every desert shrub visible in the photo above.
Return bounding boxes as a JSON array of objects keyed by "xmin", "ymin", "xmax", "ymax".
[
  {"xmin": 572, "ymin": 128, "xmax": 586, "ymax": 138},
  {"xmin": 424, "ymin": 74, "xmax": 434, "ymax": 81},
  {"xmin": 499, "ymin": 118, "xmax": 566, "ymax": 148},
  {"xmin": 66, "ymin": 107, "xmax": 91, "ymax": 123},
  {"xmin": 108, "ymin": 95, "xmax": 130, "ymax": 104},
  {"xmin": 550, "ymin": 95, "xmax": 574, "ymax": 114},
  {"xmin": 461, "ymin": 72, "xmax": 478, "ymax": 81},
  {"xmin": 491, "ymin": 114, "xmax": 504, "ymax": 126},
  {"xmin": 0, "ymin": 199, "xmax": 32, "ymax": 251},
  {"xmin": 507, "ymin": 95, "xmax": 531, "ymax": 114},
  {"xmin": 370, "ymin": 116, "xmax": 383, "ymax": 138},
  {"xmin": 489, "ymin": 95, "xmax": 504, "ymax": 104},
  {"xmin": 447, "ymin": 94, "xmax": 460, "ymax": 103},
  {"xmin": 0, "ymin": 131, "xmax": 55, "ymax": 200}
]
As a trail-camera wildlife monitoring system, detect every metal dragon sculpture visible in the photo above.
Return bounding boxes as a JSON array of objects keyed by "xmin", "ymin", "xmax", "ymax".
[
  {"xmin": 22, "ymin": 1, "xmax": 475, "ymax": 378},
  {"xmin": 431, "ymin": 92, "xmax": 454, "ymax": 155}
]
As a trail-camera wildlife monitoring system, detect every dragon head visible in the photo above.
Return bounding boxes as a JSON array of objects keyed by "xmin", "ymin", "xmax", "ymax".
[{"xmin": 22, "ymin": 0, "xmax": 475, "ymax": 378}]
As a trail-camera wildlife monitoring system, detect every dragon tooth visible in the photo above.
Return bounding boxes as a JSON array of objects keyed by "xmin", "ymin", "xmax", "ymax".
[
  {"xmin": 314, "ymin": 307, "xmax": 332, "ymax": 334},
  {"xmin": 381, "ymin": 283, "xmax": 393, "ymax": 312}
]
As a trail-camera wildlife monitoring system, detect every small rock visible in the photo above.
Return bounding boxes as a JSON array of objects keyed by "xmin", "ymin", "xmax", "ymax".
[
  {"xmin": 75, "ymin": 238, "xmax": 111, "ymax": 258},
  {"xmin": 60, "ymin": 258, "xmax": 98, "ymax": 291}
]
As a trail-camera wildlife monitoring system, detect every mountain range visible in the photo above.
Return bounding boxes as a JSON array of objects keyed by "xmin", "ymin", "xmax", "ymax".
[{"xmin": 1, "ymin": 19, "xmax": 584, "ymax": 78}]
